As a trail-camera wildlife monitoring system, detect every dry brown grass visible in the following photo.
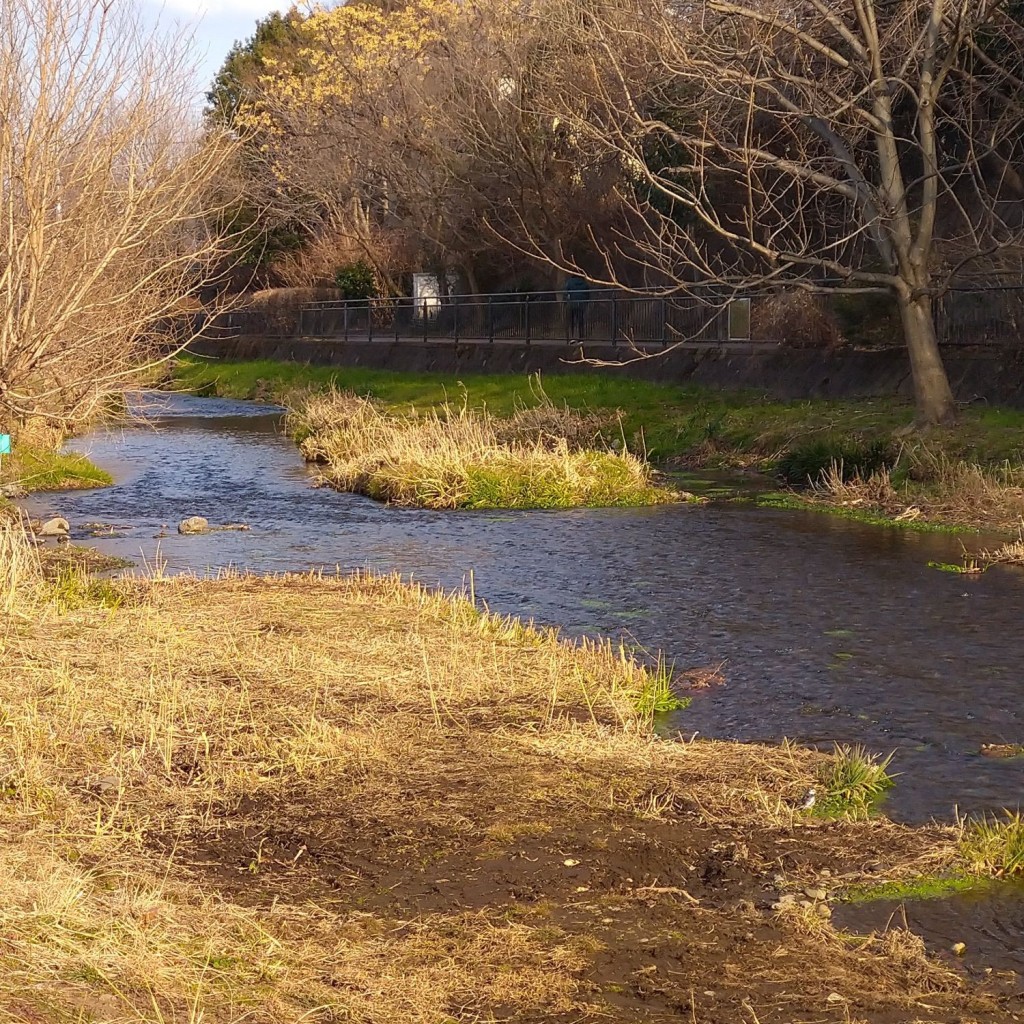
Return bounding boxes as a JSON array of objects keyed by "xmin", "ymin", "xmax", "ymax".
[
  {"xmin": 0, "ymin": 514, "xmax": 41, "ymax": 615},
  {"xmin": 0, "ymin": 533, "xmax": 997, "ymax": 1022},
  {"xmin": 977, "ymin": 533, "xmax": 1024, "ymax": 567},
  {"xmin": 810, "ymin": 448, "xmax": 1024, "ymax": 530},
  {"xmin": 290, "ymin": 388, "xmax": 672, "ymax": 509}
]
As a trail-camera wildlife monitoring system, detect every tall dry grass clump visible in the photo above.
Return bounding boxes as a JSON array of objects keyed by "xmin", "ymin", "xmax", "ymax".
[
  {"xmin": 0, "ymin": 515, "xmax": 41, "ymax": 616},
  {"xmin": 291, "ymin": 388, "xmax": 674, "ymax": 509},
  {"xmin": 810, "ymin": 447, "xmax": 1024, "ymax": 529}
]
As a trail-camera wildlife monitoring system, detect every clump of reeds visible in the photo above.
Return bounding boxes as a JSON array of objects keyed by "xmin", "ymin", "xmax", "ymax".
[
  {"xmin": 815, "ymin": 743, "xmax": 895, "ymax": 820},
  {"xmin": 976, "ymin": 532, "xmax": 1024, "ymax": 568},
  {"xmin": 809, "ymin": 447, "xmax": 1024, "ymax": 530},
  {"xmin": 289, "ymin": 388, "xmax": 674, "ymax": 510},
  {"xmin": 961, "ymin": 811, "xmax": 1024, "ymax": 877}
]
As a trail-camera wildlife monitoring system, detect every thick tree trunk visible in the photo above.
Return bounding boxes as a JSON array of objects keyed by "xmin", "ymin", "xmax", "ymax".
[{"xmin": 897, "ymin": 291, "xmax": 957, "ymax": 426}]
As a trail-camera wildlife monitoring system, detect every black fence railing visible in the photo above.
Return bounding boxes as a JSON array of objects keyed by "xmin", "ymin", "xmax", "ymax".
[
  {"xmin": 296, "ymin": 291, "xmax": 753, "ymax": 346},
  {"xmin": 935, "ymin": 286, "xmax": 1024, "ymax": 346},
  {"xmin": 189, "ymin": 284, "xmax": 1024, "ymax": 349}
]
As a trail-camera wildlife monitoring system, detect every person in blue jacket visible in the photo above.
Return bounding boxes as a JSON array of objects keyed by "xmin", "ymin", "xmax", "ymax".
[{"xmin": 564, "ymin": 274, "xmax": 590, "ymax": 341}]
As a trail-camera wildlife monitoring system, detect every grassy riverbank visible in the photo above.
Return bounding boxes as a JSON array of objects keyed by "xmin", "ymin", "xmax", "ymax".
[
  {"xmin": 174, "ymin": 356, "xmax": 1024, "ymax": 530},
  {"xmin": 2, "ymin": 446, "xmax": 112, "ymax": 493},
  {"xmin": 0, "ymin": 414, "xmax": 112, "ymax": 507},
  {"xmin": 1, "ymin": 529, "xmax": 1016, "ymax": 1021},
  {"xmin": 293, "ymin": 390, "xmax": 674, "ymax": 509}
]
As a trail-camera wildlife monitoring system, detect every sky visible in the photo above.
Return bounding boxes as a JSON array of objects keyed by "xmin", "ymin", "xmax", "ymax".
[{"xmin": 139, "ymin": 0, "xmax": 290, "ymax": 105}]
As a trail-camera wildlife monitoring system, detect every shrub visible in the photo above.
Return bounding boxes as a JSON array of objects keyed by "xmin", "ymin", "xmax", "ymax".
[
  {"xmin": 777, "ymin": 437, "xmax": 896, "ymax": 487},
  {"xmin": 754, "ymin": 291, "xmax": 844, "ymax": 349},
  {"xmin": 334, "ymin": 260, "xmax": 378, "ymax": 300}
]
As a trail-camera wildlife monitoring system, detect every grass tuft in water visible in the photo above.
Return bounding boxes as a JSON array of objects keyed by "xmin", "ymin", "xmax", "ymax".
[
  {"xmin": 4, "ymin": 447, "xmax": 112, "ymax": 493},
  {"xmin": 927, "ymin": 559, "xmax": 983, "ymax": 574},
  {"xmin": 961, "ymin": 812, "xmax": 1024, "ymax": 877},
  {"xmin": 813, "ymin": 744, "xmax": 895, "ymax": 820},
  {"xmin": 632, "ymin": 658, "xmax": 691, "ymax": 717}
]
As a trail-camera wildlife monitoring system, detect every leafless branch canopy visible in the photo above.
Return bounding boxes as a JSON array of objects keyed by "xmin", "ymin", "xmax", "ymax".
[{"xmin": 0, "ymin": 0, "xmax": 239, "ymax": 428}]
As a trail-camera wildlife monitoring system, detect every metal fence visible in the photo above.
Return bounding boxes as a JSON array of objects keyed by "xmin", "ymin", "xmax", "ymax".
[
  {"xmin": 936, "ymin": 286, "xmax": 1024, "ymax": 346},
  {"xmin": 191, "ymin": 284, "xmax": 1024, "ymax": 349},
  {"xmin": 296, "ymin": 291, "xmax": 754, "ymax": 346}
]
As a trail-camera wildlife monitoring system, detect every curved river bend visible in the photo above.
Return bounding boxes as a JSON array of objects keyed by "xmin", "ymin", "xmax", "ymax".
[
  {"xmin": 22, "ymin": 392, "xmax": 1024, "ymax": 973},
  {"xmin": 22, "ymin": 392, "xmax": 1023, "ymax": 826}
]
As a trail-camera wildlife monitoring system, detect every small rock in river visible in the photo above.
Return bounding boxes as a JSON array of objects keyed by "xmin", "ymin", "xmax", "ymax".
[
  {"xmin": 38, "ymin": 516, "xmax": 70, "ymax": 537},
  {"xmin": 980, "ymin": 743, "xmax": 1024, "ymax": 759},
  {"xmin": 177, "ymin": 516, "xmax": 209, "ymax": 535}
]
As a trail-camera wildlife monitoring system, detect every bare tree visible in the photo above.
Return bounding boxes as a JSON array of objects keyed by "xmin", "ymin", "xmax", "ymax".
[
  {"xmin": 0, "ymin": 0, "xmax": 238, "ymax": 430},
  {"xmin": 518, "ymin": 0, "xmax": 1024, "ymax": 425}
]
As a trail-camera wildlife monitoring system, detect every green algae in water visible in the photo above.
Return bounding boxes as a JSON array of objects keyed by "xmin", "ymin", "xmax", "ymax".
[{"xmin": 843, "ymin": 875, "xmax": 989, "ymax": 904}]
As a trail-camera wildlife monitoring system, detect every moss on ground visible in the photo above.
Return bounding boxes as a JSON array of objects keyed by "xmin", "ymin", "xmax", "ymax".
[{"xmin": 842, "ymin": 875, "xmax": 988, "ymax": 903}]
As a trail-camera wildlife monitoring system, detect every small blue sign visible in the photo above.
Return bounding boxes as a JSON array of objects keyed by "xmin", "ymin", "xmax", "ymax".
[{"xmin": 0, "ymin": 435, "xmax": 10, "ymax": 456}]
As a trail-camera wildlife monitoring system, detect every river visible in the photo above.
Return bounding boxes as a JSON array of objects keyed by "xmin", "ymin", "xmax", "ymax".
[{"xmin": 19, "ymin": 391, "xmax": 1024, "ymax": 970}]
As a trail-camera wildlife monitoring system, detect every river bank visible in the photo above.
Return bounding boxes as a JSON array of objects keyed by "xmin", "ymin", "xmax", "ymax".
[
  {"xmin": 1, "ymin": 549, "xmax": 1018, "ymax": 1022},
  {"xmin": 0, "ymin": 445, "xmax": 111, "ymax": 502},
  {"xmin": 173, "ymin": 356, "xmax": 1024, "ymax": 532}
]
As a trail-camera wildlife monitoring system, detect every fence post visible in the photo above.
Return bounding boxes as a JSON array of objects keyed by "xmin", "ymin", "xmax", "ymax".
[
  {"xmin": 423, "ymin": 300, "xmax": 429, "ymax": 343},
  {"xmin": 453, "ymin": 294, "xmax": 460, "ymax": 344},
  {"xmin": 343, "ymin": 302, "xmax": 349, "ymax": 343},
  {"xmin": 524, "ymin": 294, "xmax": 531, "ymax": 346},
  {"xmin": 661, "ymin": 298, "xmax": 668, "ymax": 347},
  {"xmin": 368, "ymin": 300, "xmax": 374, "ymax": 343},
  {"xmin": 610, "ymin": 295, "xmax": 618, "ymax": 346},
  {"xmin": 395, "ymin": 298, "xmax": 400, "ymax": 343},
  {"xmin": 488, "ymin": 297, "xmax": 494, "ymax": 344}
]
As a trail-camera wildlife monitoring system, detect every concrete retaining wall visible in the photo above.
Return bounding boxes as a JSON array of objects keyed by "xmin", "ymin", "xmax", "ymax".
[{"xmin": 189, "ymin": 335, "xmax": 1024, "ymax": 407}]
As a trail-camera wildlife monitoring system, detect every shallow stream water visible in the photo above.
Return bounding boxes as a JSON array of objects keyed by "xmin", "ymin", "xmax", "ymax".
[{"xmin": 20, "ymin": 391, "xmax": 1024, "ymax": 972}]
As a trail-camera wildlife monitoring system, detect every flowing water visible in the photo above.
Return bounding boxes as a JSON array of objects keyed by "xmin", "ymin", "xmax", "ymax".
[{"xmin": 20, "ymin": 391, "xmax": 1024, "ymax": 972}]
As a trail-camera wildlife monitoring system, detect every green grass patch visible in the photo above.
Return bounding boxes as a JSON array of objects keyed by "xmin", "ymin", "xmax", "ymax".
[
  {"xmin": 3, "ymin": 446, "xmax": 112, "ymax": 493},
  {"xmin": 48, "ymin": 565, "xmax": 126, "ymax": 613},
  {"xmin": 813, "ymin": 744, "xmax": 895, "ymax": 820},
  {"xmin": 755, "ymin": 491, "xmax": 971, "ymax": 533},
  {"xmin": 174, "ymin": 356, "xmax": 1024, "ymax": 530},
  {"xmin": 174, "ymin": 354, "xmax": 1024, "ymax": 466},
  {"xmin": 842, "ymin": 874, "xmax": 987, "ymax": 903},
  {"xmin": 633, "ymin": 660, "xmax": 691, "ymax": 717},
  {"xmin": 461, "ymin": 456, "xmax": 670, "ymax": 510}
]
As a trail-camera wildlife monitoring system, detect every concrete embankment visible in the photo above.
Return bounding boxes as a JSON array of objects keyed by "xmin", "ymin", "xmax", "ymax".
[{"xmin": 190, "ymin": 335, "xmax": 1024, "ymax": 407}]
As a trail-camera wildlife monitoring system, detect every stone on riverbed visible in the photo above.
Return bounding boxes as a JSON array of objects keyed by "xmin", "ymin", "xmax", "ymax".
[
  {"xmin": 177, "ymin": 517, "xmax": 250, "ymax": 535},
  {"xmin": 38, "ymin": 516, "xmax": 70, "ymax": 538}
]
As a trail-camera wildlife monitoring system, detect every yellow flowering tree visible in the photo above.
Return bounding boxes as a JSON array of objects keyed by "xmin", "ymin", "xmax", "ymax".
[{"xmin": 233, "ymin": 0, "xmax": 631, "ymax": 292}]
